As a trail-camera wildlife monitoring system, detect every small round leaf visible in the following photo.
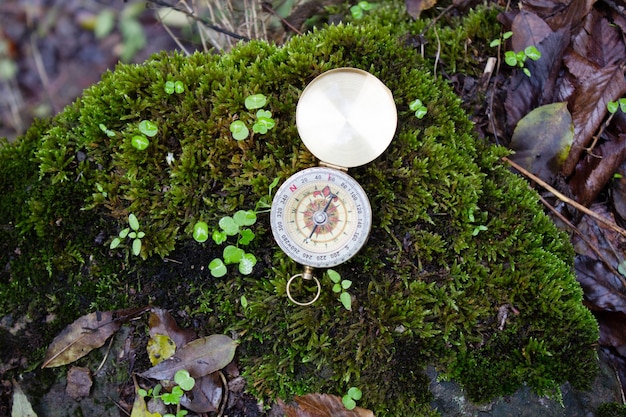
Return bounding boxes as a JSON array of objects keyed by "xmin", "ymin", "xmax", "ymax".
[
  {"xmin": 131, "ymin": 135, "xmax": 149, "ymax": 150},
  {"xmin": 164, "ymin": 81, "xmax": 175, "ymax": 94},
  {"xmin": 138, "ymin": 120, "xmax": 158, "ymax": 137},
  {"xmin": 209, "ymin": 258, "xmax": 227, "ymax": 277},
  {"xmin": 193, "ymin": 221, "xmax": 209, "ymax": 243},
  {"xmin": 340, "ymin": 292, "xmax": 352, "ymax": 311},
  {"xmin": 244, "ymin": 94, "xmax": 267, "ymax": 110},
  {"xmin": 233, "ymin": 210, "xmax": 257, "ymax": 226},
  {"xmin": 132, "ymin": 238, "xmax": 142, "ymax": 256},
  {"xmin": 230, "ymin": 120, "xmax": 249, "ymax": 141},
  {"xmin": 219, "ymin": 216, "xmax": 239, "ymax": 235},
  {"xmin": 239, "ymin": 253, "xmax": 257, "ymax": 275},
  {"xmin": 174, "ymin": 369, "xmax": 195, "ymax": 391},
  {"xmin": 174, "ymin": 80, "xmax": 185, "ymax": 93},
  {"xmin": 223, "ymin": 245, "xmax": 244, "ymax": 264},
  {"xmin": 128, "ymin": 213, "xmax": 140, "ymax": 231}
]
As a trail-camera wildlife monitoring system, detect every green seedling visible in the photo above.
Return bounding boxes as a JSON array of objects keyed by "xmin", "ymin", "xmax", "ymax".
[
  {"xmin": 409, "ymin": 99, "xmax": 428, "ymax": 119},
  {"xmin": 131, "ymin": 120, "xmax": 158, "ymax": 150},
  {"xmin": 139, "ymin": 369, "xmax": 194, "ymax": 417},
  {"xmin": 342, "ymin": 386, "xmax": 362, "ymax": 410},
  {"xmin": 504, "ymin": 46, "xmax": 541, "ymax": 77},
  {"xmin": 230, "ymin": 94, "xmax": 275, "ymax": 140},
  {"xmin": 607, "ymin": 98, "xmax": 626, "ymax": 114},
  {"xmin": 255, "ymin": 177, "xmax": 280, "ymax": 212},
  {"xmin": 328, "ymin": 269, "xmax": 352, "ymax": 311},
  {"xmin": 468, "ymin": 208, "xmax": 488, "ymax": 236},
  {"xmin": 230, "ymin": 120, "xmax": 249, "ymax": 141},
  {"xmin": 350, "ymin": 1, "xmax": 377, "ymax": 19},
  {"xmin": 99, "ymin": 123, "xmax": 116, "ymax": 138},
  {"xmin": 490, "ymin": 31, "xmax": 541, "ymax": 77},
  {"xmin": 164, "ymin": 80, "xmax": 185, "ymax": 94},
  {"xmin": 110, "ymin": 213, "xmax": 145, "ymax": 256},
  {"xmin": 207, "ymin": 210, "xmax": 258, "ymax": 277},
  {"xmin": 192, "ymin": 221, "xmax": 210, "ymax": 243}
]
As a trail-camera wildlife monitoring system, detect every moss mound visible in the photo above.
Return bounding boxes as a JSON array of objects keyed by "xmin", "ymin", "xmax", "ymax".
[{"xmin": 0, "ymin": 14, "xmax": 597, "ymax": 417}]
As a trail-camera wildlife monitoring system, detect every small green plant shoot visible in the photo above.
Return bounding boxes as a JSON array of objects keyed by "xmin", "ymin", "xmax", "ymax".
[
  {"xmin": 192, "ymin": 221, "xmax": 210, "ymax": 243},
  {"xmin": 229, "ymin": 94, "xmax": 275, "ymax": 140},
  {"xmin": 468, "ymin": 208, "xmax": 488, "ymax": 236},
  {"xmin": 99, "ymin": 123, "xmax": 116, "ymax": 138},
  {"xmin": 207, "ymin": 210, "xmax": 258, "ymax": 277},
  {"xmin": 409, "ymin": 99, "xmax": 428, "ymax": 119},
  {"xmin": 164, "ymin": 80, "xmax": 185, "ymax": 95},
  {"xmin": 255, "ymin": 177, "xmax": 280, "ymax": 212},
  {"xmin": 328, "ymin": 269, "xmax": 352, "ymax": 311},
  {"xmin": 342, "ymin": 386, "xmax": 362, "ymax": 410},
  {"xmin": 607, "ymin": 98, "xmax": 626, "ymax": 114},
  {"xmin": 138, "ymin": 369, "xmax": 195, "ymax": 417},
  {"xmin": 490, "ymin": 31, "xmax": 541, "ymax": 77},
  {"xmin": 131, "ymin": 120, "xmax": 158, "ymax": 150},
  {"xmin": 350, "ymin": 1, "xmax": 377, "ymax": 19},
  {"xmin": 110, "ymin": 213, "xmax": 145, "ymax": 256}
]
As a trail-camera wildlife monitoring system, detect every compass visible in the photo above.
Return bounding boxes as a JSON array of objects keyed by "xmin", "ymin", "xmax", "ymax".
[{"xmin": 270, "ymin": 68, "xmax": 397, "ymax": 305}]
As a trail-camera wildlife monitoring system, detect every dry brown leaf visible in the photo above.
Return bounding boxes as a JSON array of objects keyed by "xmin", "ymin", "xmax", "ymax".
[
  {"xmin": 280, "ymin": 393, "xmax": 375, "ymax": 417},
  {"xmin": 511, "ymin": 10, "xmax": 552, "ymax": 52},
  {"xmin": 42, "ymin": 311, "xmax": 120, "ymax": 368},
  {"xmin": 139, "ymin": 334, "xmax": 237, "ymax": 380},
  {"xmin": 148, "ymin": 308, "xmax": 196, "ymax": 348},
  {"xmin": 41, "ymin": 307, "xmax": 147, "ymax": 368},
  {"xmin": 405, "ymin": 0, "xmax": 437, "ymax": 19},
  {"xmin": 180, "ymin": 372, "xmax": 224, "ymax": 413}
]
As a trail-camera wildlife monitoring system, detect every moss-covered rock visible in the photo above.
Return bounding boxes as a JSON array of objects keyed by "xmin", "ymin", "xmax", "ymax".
[{"xmin": 0, "ymin": 7, "xmax": 597, "ymax": 416}]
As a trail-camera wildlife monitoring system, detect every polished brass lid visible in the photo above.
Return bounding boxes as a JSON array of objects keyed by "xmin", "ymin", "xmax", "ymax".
[{"xmin": 296, "ymin": 68, "xmax": 397, "ymax": 168}]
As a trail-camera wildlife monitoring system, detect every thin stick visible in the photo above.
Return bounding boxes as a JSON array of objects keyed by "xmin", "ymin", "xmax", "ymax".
[{"xmin": 502, "ymin": 156, "xmax": 626, "ymax": 239}]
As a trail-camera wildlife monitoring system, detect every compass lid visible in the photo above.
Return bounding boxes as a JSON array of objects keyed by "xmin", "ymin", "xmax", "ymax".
[{"xmin": 296, "ymin": 68, "xmax": 397, "ymax": 168}]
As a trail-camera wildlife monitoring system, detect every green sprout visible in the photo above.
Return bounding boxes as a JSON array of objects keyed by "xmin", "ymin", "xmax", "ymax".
[
  {"xmin": 229, "ymin": 94, "xmax": 275, "ymax": 140},
  {"xmin": 342, "ymin": 386, "xmax": 362, "ymax": 410},
  {"xmin": 255, "ymin": 177, "xmax": 280, "ymax": 212},
  {"xmin": 328, "ymin": 269, "xmax": 352, "ymax": 311},
  {"xmin": 350, "ymin": 1, "xmax": 377, "ymax": 19},
  {"xmin": 607, "ymin": 98, "xmax": 626, "ymax": 114},
  {"xmin": 164, "ymin": 80, "xmax": 185, "ymax": 95},
  {"xmin": 131, "ymin": 120, "xmax": 158, "ymax": 150},
  {"xmin": 138, "ymin": 369, "xmax": 194, "ymax": 417},
  {"xmin": 99, "ymin": 123, "xmax": 116, "ymax": 138},
  {"xmin": 409, "ymin": 99, "xmax": 428, "ymax": 119},
  {"xmin": 192, "ymin": 221, "xmax": 210, "ymax": 243},
  {"xmin": 110, "ymin": 213, "xmax": 145, "ymax": 256},
  {"xmin": 468, "ymin": 208, "xmax": 488, "ymax": 236},
  {"xmin": 205, "ymin": 210, "xmax": 258, "ymax": 277},
  {"xmin": 490, "ymin": 31, "xmax": 541, "ymax": 77}
]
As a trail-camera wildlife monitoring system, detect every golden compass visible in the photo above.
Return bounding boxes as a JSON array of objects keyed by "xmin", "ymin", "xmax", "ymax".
[{"xmin": 270, "ymin": 68, "xmax": 397, "ymax": 305}]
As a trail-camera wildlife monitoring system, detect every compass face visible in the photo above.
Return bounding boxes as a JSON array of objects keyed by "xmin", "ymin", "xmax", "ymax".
[{"xmin": 270, "ymin": 167, "xmax": 372, "ymax": 268}]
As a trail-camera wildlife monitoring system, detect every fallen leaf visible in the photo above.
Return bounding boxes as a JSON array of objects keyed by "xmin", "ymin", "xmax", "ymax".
[
  {"xmin": 511, "ymin": 10, "xmax": 552, "ymax": 53},
  {"xmin": 11, "ymin": 379, "xmax": 37, "ymax": 417},
  {"xmin": 139, "ymin": 334, "xmax": 237, "ymax": 380},
  {"xmin": 519, "ymin": 0, "xmax": 595, "ymax": 31},
  {"xmin": 509, "ymin": 102, "xmax": 573, "ymax": 184},
  {"xmin": 130, "ymin": 376, "xmax": 161, "ymax": 417},
  {"xmin": 147, "ymin": 334, "xmax": 177, "ymax": 366},
  {"xmin": 180, "ymin": 372, "xmax": 224, "ymax": 413},
  {"xmin": 280, "ymin": 393, "xmax": 375, "ymax": 417},
  {"xmin": 41, "ymin": 307, "xmax": 147, "ymax": 368},
  {"xmin": 575, "ymin": 255, "xmax": 626, "ymax": 313},
  {"xmin": 42, "ymin": 311, "xmax": 119, "ymax": 368},
  {"xmin": 562, "ymin": 62, "xmax": 626, "ymax": 176},
  {"xmin": 148, "ymin": 308, "xmax": 196, "ymax": 348},
  {"xmin": 405, "ymin": 0, "xmax": 437, "ymax": 19}
]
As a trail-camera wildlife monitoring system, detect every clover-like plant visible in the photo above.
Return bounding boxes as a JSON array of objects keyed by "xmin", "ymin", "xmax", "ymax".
[
  {"xmin": 349, "ymin": 1, "xmax": 377, "ymax": 19},
  {"xmin": 201, "ymin": 210, "xmax": 258, "ymax": 277},
  {"xmin": 110, "ymin": 213, "xmax": 145, "ymax": 256},
  {"xmin": 229, "ymin": 94, "xmax": 275, "ymax": 140},
  {"xmin": 409, "ymin": 99, "xmax": 428, "ymax": 119},
  {"xmin": 490, "ymin": 32, "xmax": 541, "ymax": 77},
  {"xmin": 164, "ymin": 80, "xmax": 185, "ymax": 95},
  {"xmin": 131, "ymin": 120, "xmax": 158, "ymax": 150},
  {"xmin": 342, "ymin": 386, "xmax": 363, "ymax": 410},
  {"xmin": 138, "ymin": 369, "xmax": 195, "ymax": 417},
  {"xmin": 328, "ymin": 269, "xmax": 352, "ymax": 311},
  {"xmin": 608, "ymin": 98, "xmax": 626, "ymax": 114}
]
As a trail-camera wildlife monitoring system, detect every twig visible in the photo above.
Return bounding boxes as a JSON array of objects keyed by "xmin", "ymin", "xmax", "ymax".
[
  {"xmin": 537, "ymin": 193, "xmax": 626, "ymax": 288},
  {"xmin": 147, "ymin": 0, "xmax": 249, "ymax": 41},
  {"xmin": 261, "ymin": 2, "xmax": 302, "ymax": 35},
  {"xmin": 503, "ymin": 156, "xmax": 626, "ymax": 239},
  {"xmin": 30, "ymin": 34, "xmax": 58, "ymax": 114}
]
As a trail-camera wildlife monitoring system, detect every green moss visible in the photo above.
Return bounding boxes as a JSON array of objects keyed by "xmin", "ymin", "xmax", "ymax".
[
  {"xmin": 0, "ymin": 5, "xmax": 597, "ymax": 416},
  {"xmin": 597, "ymin": 402, "xmax": 626, "ymax": 417}
]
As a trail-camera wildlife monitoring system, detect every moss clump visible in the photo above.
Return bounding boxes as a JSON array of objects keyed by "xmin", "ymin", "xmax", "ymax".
[{"xmin": 0, "ymin": 6, "xmax": 597, "ymax": 417}]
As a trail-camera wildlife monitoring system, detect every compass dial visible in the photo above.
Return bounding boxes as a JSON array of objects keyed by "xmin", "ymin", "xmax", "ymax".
[{"xmin": 270, "ymin": 167, "xmax": 372, "ymax": 268}]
